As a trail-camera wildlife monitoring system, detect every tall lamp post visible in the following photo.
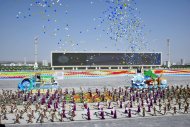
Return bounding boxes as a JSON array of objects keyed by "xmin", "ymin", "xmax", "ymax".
[
  {"xmin": 167, "ymin": 39, "xmax": 171, "ymax": 68},
  {"xmin": 34, "ymin": 36, "xmax": 39, "ymax": 70}
]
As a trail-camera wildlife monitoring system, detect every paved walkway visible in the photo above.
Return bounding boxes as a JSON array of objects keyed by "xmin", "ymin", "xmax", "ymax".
[{"xmin": 5, "ymin": 114, "xmax": 190, "ymax": 127}]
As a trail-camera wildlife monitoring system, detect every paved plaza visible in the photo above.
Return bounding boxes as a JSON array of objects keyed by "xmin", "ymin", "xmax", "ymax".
[{"xmin": 0, "ymin": 75, "xmax": 190, "ymax": 127}]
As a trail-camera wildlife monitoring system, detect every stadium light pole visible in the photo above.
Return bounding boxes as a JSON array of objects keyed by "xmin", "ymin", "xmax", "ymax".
[
  {"xmin": 167, "ymin": 39, "xmax": 171, "ymax": 68},
  {"xmin": 34, "ymin": 36, "xmax": 39, "ymax": 70}
]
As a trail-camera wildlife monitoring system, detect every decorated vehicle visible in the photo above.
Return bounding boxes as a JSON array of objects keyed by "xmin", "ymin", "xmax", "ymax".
[
  {"xmin": 131, "ymin": 73, "xmax": 146, "ymax": 89},
  {"xmin": 18, "ymin": 73, "xmax": 59, "ymax": 92},
  {"xmin": 131, "ymin": 70, "xmax": 168, "ymax": 89}
]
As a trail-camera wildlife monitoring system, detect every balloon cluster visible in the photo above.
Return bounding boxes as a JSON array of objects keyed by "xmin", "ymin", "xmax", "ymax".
[
  {"xmin": 16, "ymin": 0, "xmax": 71, "ymax": 50},
  {"xmin": 16, "ymin": 0, "xmax": 64, "ymax": 22},
  {"xmin": 93, "ymin": 0, "xmax": 148, "ymax": 51},
  {"xmin": 16, "ymin": 0, "xmax": 149, "ymax": 52}
]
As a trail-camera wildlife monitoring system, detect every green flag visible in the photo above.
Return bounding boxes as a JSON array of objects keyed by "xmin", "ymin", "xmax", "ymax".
[{"xmin": 144, "ymin": 70, "xmax": 157, "ymax": 80}]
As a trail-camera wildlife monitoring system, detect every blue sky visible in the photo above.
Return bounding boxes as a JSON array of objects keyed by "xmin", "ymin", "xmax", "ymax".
[{"xmin": 0, "ymin": 0, "xmax": 190, "ymax": 64}]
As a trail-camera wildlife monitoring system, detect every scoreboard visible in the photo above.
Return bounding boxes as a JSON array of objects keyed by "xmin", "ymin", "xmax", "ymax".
[{"xmin": 51, "ymin": 52, "xmax": 162, "ymax": 67}]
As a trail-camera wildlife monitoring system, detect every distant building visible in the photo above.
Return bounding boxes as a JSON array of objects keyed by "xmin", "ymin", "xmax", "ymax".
[
  {"xmin": 1, "ymin": 63, "xmax": 16, "ymax": 66},
  {"xmin": 42, "ymin": 60, "xmax": 48, "ymax": 66},
  {"xmin": 172, "ymin": 63, "xmax": 176, "ymax": 65},
  {"xmin": 10, "ymin": 63, "xmax": 16, "ymax": 66},
  {"xmin": 164, "ymin": 61, "xmax": 171, "ymax": 68},
  {"xmin": 1, "ymin": 63, "xmax": 34, "ymax": 66},
  {"xmin": 180, "ymin": 59, "xmax": 185, "ymax": 65}
]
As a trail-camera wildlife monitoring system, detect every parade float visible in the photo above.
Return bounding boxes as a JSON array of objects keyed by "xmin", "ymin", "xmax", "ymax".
[
  {"xmin": 18, "ymin": 73, "xmax": 60, "ymax": 92},
  {"xmin": 131, "ymin": 69, "xmax": 168, "ymax": 89}
]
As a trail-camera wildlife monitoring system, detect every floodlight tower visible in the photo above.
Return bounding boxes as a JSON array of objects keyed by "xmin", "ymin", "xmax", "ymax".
[
  {"xmin": 34, "ymin": 36, "xmax": 39, "ymax": 69},
  {"xmin": 167, "ymin": 39, "xmax": 171, "ymax": 68}
]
